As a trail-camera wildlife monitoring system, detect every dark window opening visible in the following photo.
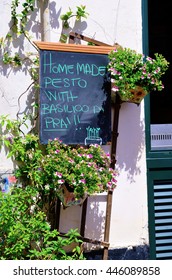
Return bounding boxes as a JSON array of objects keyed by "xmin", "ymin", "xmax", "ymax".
[
  {"xmin": 148, "ymin": 1, "xmax": 172, "ymax": 124},
  {"xmin": 148, "ymin": 1, "xmax": 172, "ymax": 150}
]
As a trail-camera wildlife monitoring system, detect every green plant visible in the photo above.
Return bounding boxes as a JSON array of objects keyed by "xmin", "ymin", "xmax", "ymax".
[
  {"xmin": 11, "ymin": 0, "xmax": 35, "ymax": 34},
  {"xmin": 0, "ymin": 116, "xmax": 117, "ymax": 206},
  {"xmin": 2, "ymin": 52, "xmax": 21, "ymax": 66},
  {"xmin": 0, "ymin": 186, "xmax": 85, "ymax": 260},
  {"xmin": 107, "ymin": 46, "xmax": 169, "ymax": 102},
  {"xmin": 60, "ymin": 5, "xmax": 89, "ymax": 29},
  {"xmin": 43, "ymin": 138, "xmax": 117, "ymax": 200},
  {"xmin": 59, "ymin": 6, "xmax": 89, "ymax": 43}
]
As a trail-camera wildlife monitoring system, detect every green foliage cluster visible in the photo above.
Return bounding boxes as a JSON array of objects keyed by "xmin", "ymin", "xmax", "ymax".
[
  {"xmin": 0, "ymin": 0, "xmax": 36, "ymax": 68},
  {"xmin": 0, "ymin": 186, "xmax": 85, "ymax": 260},
  {"xmin": 0, "ymin": 116, "xmax": 117, "ymax": 205},
  {"xmin": 108, "ymin": 47, "xmax": 169, "ymax": 101},
  {"xmin": 0, "ymin": 113, "xmax": 117, "ymax": 258},
  {"xmin": 0, "ymin": 1, "xmax": 39, "ymax": 88},
  {"xmin": 60, "ymin": 5, "xmax": 89, "ymax": 29},
  {"xmin": 59, "ymin": 5, "xmax": 89, "ymax": 43},
  {"xmin": 11, "ymin": 0, "xmax": 35, "ymax": 33},
  {"xmin": 0, "ymin": 115, "xmax": 85, "ymax": 259}
]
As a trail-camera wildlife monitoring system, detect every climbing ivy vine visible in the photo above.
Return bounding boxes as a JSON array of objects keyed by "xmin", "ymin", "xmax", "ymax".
[{"xmin": 11, "ymin": 0, "xmax": 35, "ymax": 33}]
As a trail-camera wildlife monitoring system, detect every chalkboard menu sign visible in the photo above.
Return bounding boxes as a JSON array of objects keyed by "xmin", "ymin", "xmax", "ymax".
[{"xmin": 35, "ymin": 42, "xmax": 114, "ymax": 145}]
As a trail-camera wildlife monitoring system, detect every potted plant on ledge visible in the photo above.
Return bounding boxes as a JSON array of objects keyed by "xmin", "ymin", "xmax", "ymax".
[{"xmin": 107, "ymin": 46, "xmax": 169, "ymax": 104}]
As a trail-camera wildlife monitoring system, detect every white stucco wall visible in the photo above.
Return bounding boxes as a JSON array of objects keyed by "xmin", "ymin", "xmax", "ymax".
[{"xmin": 0, "ymin": 0, "xmax": 149, "ymax": 248}]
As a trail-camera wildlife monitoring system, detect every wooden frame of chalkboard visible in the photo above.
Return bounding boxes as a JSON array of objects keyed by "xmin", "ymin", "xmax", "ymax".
[
  {"xmin": 34, "ymin": 41, "xmax": 115, "ymax": 145},
  {"xmin": 34, "ymin": 41, "xmax": 114, "ymax": 53}
]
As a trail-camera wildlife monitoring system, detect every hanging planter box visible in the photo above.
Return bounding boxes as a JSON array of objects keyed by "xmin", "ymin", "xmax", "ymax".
[
  {"xmin": 57, "ymin": 185, "xmax": 87, "ymax": 207},
  {"xmin": 118, "ymin": 86, "xmax": 148, "ymax": 105},
  {"xmin": 111, "ymin": 85, "xmax": 148, "ymax": 105}
]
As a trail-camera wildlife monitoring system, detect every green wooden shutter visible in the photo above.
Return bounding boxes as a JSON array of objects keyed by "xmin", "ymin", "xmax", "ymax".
[{"xmin": 148, "ymin": 170, "xmax": 172, "ymax": 259}]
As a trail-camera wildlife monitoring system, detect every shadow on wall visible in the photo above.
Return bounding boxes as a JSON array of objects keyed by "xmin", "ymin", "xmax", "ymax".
[
  {"xmin": 116, "ymin": 102, "xmax": 145, "ymax": 183},
  {"xmin": 59, "ymin": 194, "xmax": 106, "ymax": 247},
  {"xmin": 85, "ymin": 195, "xmax": 106, "ymax": 247}
]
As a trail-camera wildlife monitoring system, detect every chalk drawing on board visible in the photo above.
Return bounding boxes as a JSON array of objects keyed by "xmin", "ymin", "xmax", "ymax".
[{"xmin": 84, "ymin": 126, "xmax": 102, "ymax": 145}]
